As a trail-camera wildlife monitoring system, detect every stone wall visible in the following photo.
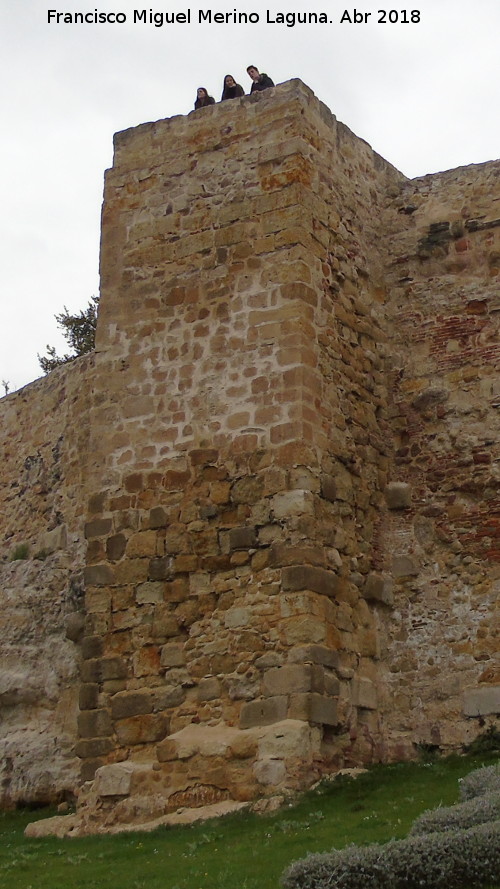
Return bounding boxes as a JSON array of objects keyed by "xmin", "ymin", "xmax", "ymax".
[
  {"xmin": 0, "ymin": 356, "xmax": 93, "ymax": 805},
  {"xmin": 377, "ymin": 161, "xmax": 500, "ymax": 756},
  {"xmin": 1, "ymin": 80, "xmax": 498, "ymax": 829}
]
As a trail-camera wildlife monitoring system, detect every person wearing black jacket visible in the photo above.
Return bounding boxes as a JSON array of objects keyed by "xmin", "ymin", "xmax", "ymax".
[
  {"xmin": 194, "ymin": 87, "xmax": 215, "ymax": 109},
  {"xmin": 221, "ymin": 74, "xmax": 245, "ymax": 101},
  {"xmin": 246, "ymin": 65, "xmax": 275, "ymax": 93}
]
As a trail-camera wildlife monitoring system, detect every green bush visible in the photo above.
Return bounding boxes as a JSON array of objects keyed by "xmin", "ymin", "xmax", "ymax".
[
  {"xmin": 410, "ymin": 791, "xmax": 500, "ymax": 835},
  {"xmin": 459, "ymin": 764, "xmax": 500, "ymax": 801},
  {"xmin": 384, "ymin": 821, "xmax": 500, "ymax": 889},
  {"xmin": 281, "ymin": 819, "xmax": 500, "ymax": 889},
  {"xmin": 10, "ymin": 542, "xmax": 29, "ymax": 561},
  {"xmin": 465, "ymin": 725, "xmax": 500, "ymax": 755},
  {"xmin": 281, "ymin": 843, "xmax": 389, "ymax": 889}
]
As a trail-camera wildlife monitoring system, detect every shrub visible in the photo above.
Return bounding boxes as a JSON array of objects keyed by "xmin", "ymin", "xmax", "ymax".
[
  {"xmin": 385, "ymin": 821, "xmax": 500, "ymax": 889},
  {"xmin": 281, "ymin": 843, "xmax": 390, "ymax": 889},
  {"xmin": 465, "ymin": 725, "xmax": 500, "ymax": 755},
  {"xmin": 281, "ymin": 821, "xmax": 500, "ymax": 889},
  {"xmin": 10, "ymin": 543, "xmax": 29, "ymax": 561},
  {"xmin": 410, "ymin": 791, "xmax": 500, "ymax": 835},
  {"xmin": 459, "ymin": 763, "xmax": 500, "ymax": 801}
]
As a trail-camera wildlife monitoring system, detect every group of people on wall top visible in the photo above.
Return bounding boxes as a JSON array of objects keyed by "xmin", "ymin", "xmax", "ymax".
[{"xmin": 194, "ymin": 65, "xmax": 274, "ymax": 109}]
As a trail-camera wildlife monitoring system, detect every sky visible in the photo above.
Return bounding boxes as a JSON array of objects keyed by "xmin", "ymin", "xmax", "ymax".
[{"xmin": 1, "ymin": 0, "xmax": 499, "ymax": 393}]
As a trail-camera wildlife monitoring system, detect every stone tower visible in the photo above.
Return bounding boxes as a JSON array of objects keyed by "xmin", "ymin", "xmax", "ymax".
[{"xmin": 1, "ymin": 81, "xmax": 498, "ymax": 834}]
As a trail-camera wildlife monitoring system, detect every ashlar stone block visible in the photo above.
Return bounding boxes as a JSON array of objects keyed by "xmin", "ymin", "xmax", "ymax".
[
  {"xmin": 288, "ymin": 693, "xmax": 338, "ymax": 725},
  {"xmin": 94, "ymin": 762, "xmax": 147, "ymax": 797},
  {"xmin": 253, "ymin": 757, "xmax": 287, "ymax": 786},
  {"xmin": 115, "ymin": 713, "xmax": 169, "ymax": 746},
  {"xmin": 272, "ymin": 490, "xmax": 315, "ymax": 519},
  {"xmin": 239, "ymin": 696, "xmax": 288, "ymax": 729},
  {"xmin": 110, "ymin": 690, "xmax": 153, "ymax": 720},
  {"xmin": 352, "ymin": 677, "xmax": 378, "ymax": 710},
  {"xmin": 364, "ymin": 572, "xmax": 394, "ymax": 606},
  {"xmin": 463, "ymin": 685, "xmax": 500, "ymax": 716},
  {"xmin": 385, "ymin": 482, "xmax": 412, "ymax": 510},
  {"xmin": 263, "ymin": 664, "xmax": 324, "ymax": 696},
  {"xmin": 77, "ymin": 708, "xmax": 113, "ymax": 739},
  {"xmin": 392, "ymin": 554, "xmax": 420, "ymax": 578},
  {"xmin": 282, "ymin": 565, "xmax": 339, "ymax": 598}
]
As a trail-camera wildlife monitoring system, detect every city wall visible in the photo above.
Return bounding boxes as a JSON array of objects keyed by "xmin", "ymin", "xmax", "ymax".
[
  {"xmin": 0, "ymin": 356, "xmax": 94, "ymax": 804},
  {"xmin": 0, "ymin": 80, "xmax": 498, "ymax": 830}
]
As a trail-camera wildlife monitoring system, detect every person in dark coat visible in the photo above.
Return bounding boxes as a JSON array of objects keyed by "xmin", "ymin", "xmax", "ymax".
[
  {"xmin": 246, "ymin": 65, "xmax": 275, "ymax": 93},
  {"xmin": 194, "ymin": 87, "xmax": 215, "ymax": 110},
  {"xmin": 221, "ymin": 74, "xmax": 245, "ymax": 101}
]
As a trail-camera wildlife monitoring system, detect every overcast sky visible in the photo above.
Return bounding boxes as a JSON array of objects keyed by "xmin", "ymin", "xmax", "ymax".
[{"xmin": 1, "ymin": 0, "xmax": 499, "ymax": 393}]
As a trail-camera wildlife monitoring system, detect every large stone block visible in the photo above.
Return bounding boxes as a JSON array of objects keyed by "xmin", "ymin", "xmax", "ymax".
[
  {"xmin": 136, "ymin": 581, "xmax": 165, "ymax": 604},
  {"xmin": 115, "ymin": 714, "xmax": 169, "ymax": 745},
  {"xmin": 463, "ymin": 685, "xmax": 500, "ymax": 716},
  {"xmin": 392, "ymin": 554, "xmax": 420, "ymax": 578},
  {"xmin": 81, "ymin": 657, "xmax": 128, "ymax": 683},
  {"xmin": 110, "ymin": 690, "xmax": 153, "ymax": 720},
  {"xmin": 352, "ymin": 677, "xmax": 378, "ymax": 710},
  {"xmin": 228, "ymin": 526, "xmax": 257, "ymax": 550},
  {"xmin": 363, "ymin": 572, "xmax": 394, "ymax": 606},
  {"xmin": 253, "ymin": 757, "xmax": 287, "ymax": 786},
  {"xmin": 77, "ymin": 708, "xmax": 113, "ymax": 739},
  {"xmin": 287, "ymin": 644, "xmax": 340, "ymax": 669},
  {"xmin": 263, "ymin": 664, "xmax": 324, "ymax": 696},
  {"xmin": 75, "ymin": 737, "xmax": 114, "ymax": 759},
  {"xmin": 94, "ymin": 762, "xmax": 148, "ymax": 797},
  {"xmin": 239, "ymin": 696, "xmax": 288, "ymax": 729},
  {"xmin": 288, "ymin": 693, "xmax": 338, "ymax": 725},
  {"xmin": 282, "ymin": 565, "xmax": 339, "ymax": 598},
  {"xmin": 385, "ymin": 482, "xmax": 412, "ymax": 510},
  {"xmin": 84, "ymin": 564, "xmax": 116, "ymax": 586},
  {"xmin": 272, "ymin": 490, "xmax": 315, "ymax": 519}
]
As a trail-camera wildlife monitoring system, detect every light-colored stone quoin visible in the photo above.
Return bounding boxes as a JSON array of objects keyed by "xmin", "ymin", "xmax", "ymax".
[{"xmin": 0, "ymin": 80, "xmax": 499, "ymax": 833}]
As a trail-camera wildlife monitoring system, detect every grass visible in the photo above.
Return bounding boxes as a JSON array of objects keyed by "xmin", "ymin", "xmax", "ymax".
[
  {"xmin": 0, "ymin": 752, "xmax": 498, "ymax": 889},
  {"xmin": 9, "ymin": 542, "xmax": 30, "ymax": 561}
]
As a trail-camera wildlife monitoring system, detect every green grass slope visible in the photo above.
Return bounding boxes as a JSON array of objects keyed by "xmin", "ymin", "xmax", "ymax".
[{"xmin": 1, "ymin": 754, "xmax": 498, "ymax": 889}]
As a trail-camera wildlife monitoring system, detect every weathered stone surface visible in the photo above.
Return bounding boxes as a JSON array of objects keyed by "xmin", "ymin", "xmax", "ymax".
[
  {"xmin": 75, "ymin": 737, "xmax": 114, "ymax": 758},
  {"xmin": 65, "ymin": 612, "xmax": 85, "ymax": 642},
  {"xmin": 263, "ymin": 664, "xmax": 324, "ymax": 696},
  {"xmin": 239, "ymin": 697, "xmax": 288, "ymax": 729},
  {"xmin": 253, "ymin": 757, "xmax": 287, "ymax": 786},
  {"xmin": 392, "ymin": 555, "xmax": 420, "ymax": 578},
  {"xmin": 94, "ymin": 762, "xmax": 147, "ymax": 797},
  {"xmin": 385, "ymin": 483, "xmax": 412, "ymax": 510},
  {"xmin": 282, "ymin": 565, "xmax": 339, "ymax": 598},
  {"xmin": 115, "ymin": 714, "xmax": 169, "ymax": 745},
  {"xmin": 228, "ymin": 526, "xmax": 257, "ymax": 551},
  {"xmin": 352, "ymin": 678, "xmax": 378, "ymax": 710},
  {"xmin": 288, "ymin": 693, "xmax": 338, "ymax": 725},
  {"xmin": 463, "ymin": 686, "xmax": 500, "ymax": 716},
  {"xmin": 77, "ymin": 709, "xmax": 113, "ymax": 739},
  {"xmin": 197, "ymin": 678, "xmax": 221, "ymax": 701},
  {"xmin": 364, "ymin": 573, "xmax": 394, "ymax": 606},
  {"xmin": 84, "ymin": 564, "xmax": 115, "ymax": 585},
  {"xmin": 110, "ymin": 690, "xmax": 153, "ymax": 720},
  {"xmin": 287, "ymin": 644, "xmax": 340, "ymax": 669}
]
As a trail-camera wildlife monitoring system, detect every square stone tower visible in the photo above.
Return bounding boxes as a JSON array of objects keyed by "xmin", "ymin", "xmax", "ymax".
[
  {"xmin": 76, "ymin": 81, "xmax": 405, "ymax": 827},
  {"xmin": 66, "ymin": 80, "xmax": 499, "ymax": 833}
]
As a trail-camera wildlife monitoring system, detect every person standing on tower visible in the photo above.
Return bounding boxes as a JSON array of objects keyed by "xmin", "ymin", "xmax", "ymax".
[{"xmin": 246, "ymin": 65, "xmax": 275, "ymax": 93}]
